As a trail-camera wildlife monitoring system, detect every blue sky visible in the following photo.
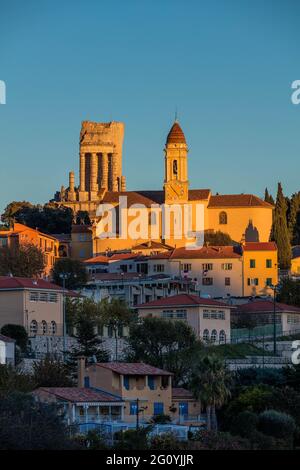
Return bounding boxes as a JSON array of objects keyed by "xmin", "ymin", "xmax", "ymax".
[{"xmin": 0, "ymin": 0, "xmax": 300, "ymax": 215}]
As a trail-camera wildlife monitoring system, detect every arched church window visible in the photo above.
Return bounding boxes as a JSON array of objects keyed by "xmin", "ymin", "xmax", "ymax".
[
  {"xmin": 203, "ymin": 329, "xmax": 209, "ymax": 342},
  {"xmin": 173, "ymin": 160, "xmax": 178, "ymax": 176},
  {"xmin": 219, "ymin": 211, "xmax": 228, "ymax": 225}
]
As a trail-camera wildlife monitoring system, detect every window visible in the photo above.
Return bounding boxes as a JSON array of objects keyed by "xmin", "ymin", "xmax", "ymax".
[
  {"xmin": 266, "ymin": 278, "xmax": 273, "ymax": 287},
  {"xmin": 202, "ymin": 277, "xmax": 213, "ymax": 285},
  {"xmin": 117, "ymin": 325, "xmax": 123, "ymax": 337},
  {"xmin": 39, "ymin": 292, "xmax": 48, "ymax": 302},
  {"xmin": 203, "ymin": 309, "xmax": 225, "ymax": 320},
  {"xmin": 162, "ymin": 310, "xmax": 174, "ymax": 318},
  {"xmin": 107, "ymin": 325, "xmax": 114, "ymax": 338},
  {"xmin": 30, "ymin": 320, "xmax": 38, "ymax": 335},
  {"xmin": 130, "ymin": 401, "xmax": 137, "ymax": 415},
  {"xmin": 247, "ymin": 278, "xmax": 259, "ymax": 286},
  {"xmin": 49, "ymin": 293, "xmax": 58, "ymax": 303},
  {"xmin": 183, "ymin": 263, "xmax": 192, "ymax": 272},
  {"xmin": 79, "ymin": 249, "xmax": 85, "ymax": 258},
  {"xmin": 222, "ymin": 263, "xmax": 232, "ymax": 270},
  {"xmin": 153, "ymin": 264, "xmax": 164, "ymax": 273},
  {"xmin": 203, "ymin": 329, "xmax": 210, "ymax": 341},
  {"xmin": 250, "ymin": 259, "xmax": 256, "ymax": 268},
  {"xmin": 266, "ymin": 259, "xmax": 272, "ymax": 268},
  {"xmin": 219, "ymin": 330, "xmax": 226, "ymax": 344},
  {"xmin": 41, "ymin": 320, "xmax": 47, "ymax": 335},
  {"xmin": 154, "ymin": 402, "xmax": 164, "ymax": 415},
  {"xmin": 161, "ymin": 376, "xmax": 169, "ymax": 388},
  {"xmin": 179, "ymin": 402, "xmax": 188, "ymax": 416},
  {"xmin": 29, "ymin": 291, "xmax": 38, "ymax": 302},
  {"xmin": 225, "ymin": 277, "xmax": 231, "ymax": 286},
  {"xmin": 175, "ymin": 309, "xmax": 187, "ymax": 319},
  {"xmin": 49, "ymin": 321, "xmax": 56, "ymax": 335},
  {"xmin": 148, "ymin": 375, "xmax": 155, "ymax": 390},
  {"xmin": 202, "ymin": 263, "xmax": 213, "ymax": 271},
  {"xmin": 211, "ymin": 330, "xmax": 217, "ymax": 343},
  {"xmin": 123, "ymin": 376, "xmax": 130, "ymax": 390},
  {"xmin": 219, "ymin": 211, "xmax": 227, "ymax": 224}
]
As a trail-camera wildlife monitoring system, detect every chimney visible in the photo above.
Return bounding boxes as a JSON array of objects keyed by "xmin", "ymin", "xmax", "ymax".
[{"xmin": 77, "ymin": 356, "xmax": 86, "ymax": 388}]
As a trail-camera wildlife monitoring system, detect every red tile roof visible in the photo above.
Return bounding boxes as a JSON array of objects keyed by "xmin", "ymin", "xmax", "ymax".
[
  {"xmin": 170, "ymin": 245, "xmax": 241, "ymax": 260},
  {"xmin": 84, "ymin": 255, "xmax": 109, "ymax": 264},
  {"xmin": 149, "ymin": 251, "xmax": 173, "ymax": 260},
  {"xmin": 36, "ymin": 387, "xmax": 122, "ymax": 403},
  {"xmin": 243, "ymin": 242, "xmax": 277, "ymax": 251},
  {"xmin": 208, "ymin": 194, "xmax": 273, "ymax": 208},
  {"xmin": 101, "ymin": 190, "xmax": 211, "ymax": 207},
  {"xmin": 0, "ymin": 276, "xmax": 63, "ymax": 291},
  {"xmin": 95, "ymin": 362, "xmax": 173, "ymax": 376},
  {"xmin": 109, "ymin": 253, "xmax": 140, "ymax": 261},
  {"xmin": 172, "ymin": 387, "xmax": 194, "ymax": 399},
  {"xmin": 137, "ymin": 293, "xmax": 235, "ymax": 309},
  {"xmin": 188, "ymin": 189, "xmax": 211, "ymax": 201},
  {"xmin": 237, "ymin": 301, "xmax": 300, "ymax": 314},
  {"xmin": 166, "ymin": 122, "xmax": 186, "ymax": 144}
]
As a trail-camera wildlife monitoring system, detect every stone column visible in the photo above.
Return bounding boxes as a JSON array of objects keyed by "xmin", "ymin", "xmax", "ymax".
[
  {"xmin": 90, "ymin": 152, "xmax": 98, "ymax": 192},
  {"xmin": 100, "ymin": 152, "xmax": 108, "ymax": 190},
  {"xmin": 120, "ymin": 175, "xmax": 126, "ymax": 191},
  {"xmin": 79, "ymin": 153, "xmax": 85, "ymax": 191},
  {"xmin": 111, "ymin": 153, "xmax": 119, "ymax": 192},
  {"xmin": 69, "ymin": 171, "xmax": 75, "ymax": 192}
]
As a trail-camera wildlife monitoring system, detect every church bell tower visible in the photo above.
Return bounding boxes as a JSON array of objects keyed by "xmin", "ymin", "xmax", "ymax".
[{"xmin": 164, "ymin": 121, "xmax": 189, "ymax": 203}]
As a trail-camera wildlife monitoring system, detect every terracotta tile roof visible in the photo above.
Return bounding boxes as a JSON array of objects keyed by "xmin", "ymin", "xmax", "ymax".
[
  {"xmin": 95, "ymin": 362, "xmax": 173, "ymax": 376},
  {"xmin": 166, "ymin": 122, "xmax": 186, "ymax": 144},
  {"xmin": 243, "ymin": 242, "xmax": 277, "ymax": 251},
  {"xmin": 170, "ymin": 245, "xmax": 241, "ymax": 260},
  {"xmin": 109, "ymin": 253, "xmax": 140, "ymax": 261},
  {"xmin": 172, "ymin": 387, "xmax": 194, "ymax": 399},
  {"xmin": 84, "ymin": 255, "xmax": 110, "ymax": 264},
  {"xmin": 101, "ymin": 190, "xmax": 211, "ymax": 207},
  {"xmin": 188, "ymin": 189, "xmax": 211, "ymax": 201},
  {"xmin": 0, "ymin": 334, "xmax": 15, "ymax": 343},
  {"xmin": 132, "ymin": 241, "xmax": 173, "ymax": 251},
  {"xmin": 237, "ymin": 301, "xmax": 300, "ymax": 314},
  {"xmin": 0, "ymin": 276, "xmax": 63, "ymax": 291},
  {"xmin": 37, "ymin": 387, "xmax": 122, "ymax": 402},
  {"xmin": 208, "ymin": 194, "xmax": 273, "ymax": 208},
  {"xmin": 137, "ymin": 293, "xmax": 235, "ymax": 309},
  {"xmin": 149, "ymin": 252, "xmax": 173, "ymax": 260},
  {"xmin": 0, "ymin": 223, "xmax": 59, "ymax": 241}
]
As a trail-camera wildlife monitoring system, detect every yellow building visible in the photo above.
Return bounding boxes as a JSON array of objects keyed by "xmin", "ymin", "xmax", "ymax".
[
  {"xmin": 78, "ymin": 359, "xmax": 201, "ymax": 424},
  {"xmin": 55, "ymin": 120, "xmax": 273, "ymax": 254},
  {"xmin": 291, "ymin": 246, "xmax": 300, "ymax": 276},
  {"xmin": 242, "ymin": 242, "xmax": 278, "ymax": 296}
]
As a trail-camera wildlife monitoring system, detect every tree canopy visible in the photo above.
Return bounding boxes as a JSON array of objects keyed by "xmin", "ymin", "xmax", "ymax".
[
  {"xmin": 52, "ymin": 257, "xmax": 88, "ymax": 289},
  {"xmin": 0, "ymin": 243, "xmax": 45, "ymax": 277}
]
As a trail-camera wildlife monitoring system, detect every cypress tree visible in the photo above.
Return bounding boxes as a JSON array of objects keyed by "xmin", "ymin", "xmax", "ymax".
[
  {"xmin": 272, "ymin": 182, "xmax": 291, "ymax": 270},
  {"xmin": 288, "ymin": 192, "xmax": 300, "ymax": 245},
  {"xmin": 264, "ymin": 187, "xmax": 275, "ymax": 205}
]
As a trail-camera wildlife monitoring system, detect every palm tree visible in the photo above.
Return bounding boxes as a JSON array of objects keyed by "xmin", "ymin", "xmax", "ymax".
[{"xmin": 190, "ymin": 354, "xmax": 232, "ymax": 431}]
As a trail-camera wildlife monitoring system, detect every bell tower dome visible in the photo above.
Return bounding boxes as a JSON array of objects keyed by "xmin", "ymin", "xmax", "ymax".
[{"xmin": 164, "ymin": 121, "xmax": 189, "ymax": 203}]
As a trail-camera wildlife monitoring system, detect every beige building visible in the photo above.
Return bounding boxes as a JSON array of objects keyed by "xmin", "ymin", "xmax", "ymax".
[
  {"xmin": 55, "ymin": 120, "xmax": 274, "ymax": 253},
  {"xmin": 243, "ymin": 242, "xmax": 278, "ymax": 296},
  {"xmin": 137, "ymin": 293, "xmax": 234, "ymax": 344},
  {"xmin": 0, "ymin": 276, "xmax": 65, "ymax": 336}
]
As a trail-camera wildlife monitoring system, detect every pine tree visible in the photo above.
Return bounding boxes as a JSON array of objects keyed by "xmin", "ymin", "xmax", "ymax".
[{"xmin": 272, "ymin": 182, "xmax": 291, "ymax": 270}]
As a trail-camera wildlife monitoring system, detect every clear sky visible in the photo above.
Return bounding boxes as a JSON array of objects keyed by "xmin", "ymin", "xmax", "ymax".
[{"xmin": 0, "ymin": 0, "xmax": 300, "ymax": 215}]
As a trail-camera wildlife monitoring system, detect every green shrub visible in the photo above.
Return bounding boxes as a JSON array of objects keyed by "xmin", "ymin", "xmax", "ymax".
[
  {"xmin": 230, "ymin": 410, "xmax": 258, "ymax": 438},
  {"xmin": 258, "ymin": 410, "xmax": 296, "ymax": 439},
  {"xmin": 150, "ymin": 432, "xmax": 186, "ymax": 450},
  {"xmin": 150, "ymin": 414, "xmax": 172, "ymax": 424}
]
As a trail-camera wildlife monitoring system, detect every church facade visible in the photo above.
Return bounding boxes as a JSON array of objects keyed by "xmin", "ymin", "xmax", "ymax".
[{"xmin": 55, "ymin": 120, "xmax": 273, "ymax": 253}]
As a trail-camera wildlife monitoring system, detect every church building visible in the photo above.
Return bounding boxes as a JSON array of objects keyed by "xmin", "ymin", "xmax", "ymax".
[{"xmin": 54, "ymin": 120, "xmax": 273, "ymax": 253}]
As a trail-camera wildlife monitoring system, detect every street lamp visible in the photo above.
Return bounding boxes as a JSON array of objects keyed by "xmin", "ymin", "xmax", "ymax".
[
  {"xmin": 269, "ymin": 284, "xmax": 278, "ymax": 356},
  {"xmin": 59, "ymin": 273, "xmax": 68, "ymax": 361}
]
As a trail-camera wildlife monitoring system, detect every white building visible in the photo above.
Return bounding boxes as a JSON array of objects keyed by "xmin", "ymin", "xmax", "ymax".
[{"xmin": 0, "ymin": 334, "xmax": 15, "ymax": 365}]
